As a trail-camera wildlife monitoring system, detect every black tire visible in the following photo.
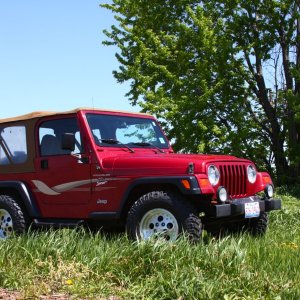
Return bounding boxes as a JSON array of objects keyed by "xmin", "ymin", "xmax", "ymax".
[
  {"xmin": 0, "ymin": 194, "xmax": 28, "ymax": 239},
  {"xmin": 126, "ymin": 191, "xmax": 202, "ymax": 242},
  {"xmin": 247, "ymin": 212, "xmax": 268, "ymax": 236},
  {"xmin": 206, "ymin": 213, "xmax": 269, "ymax": 238}
]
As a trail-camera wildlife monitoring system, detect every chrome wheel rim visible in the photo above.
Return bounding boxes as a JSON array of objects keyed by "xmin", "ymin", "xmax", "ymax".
[
  {"xmin": 139, "ymin": 208, "xmax": 179, "ymax": 241},
  {"xmin": 0, "ymin": 209, "xmax": 13, "ymax": 239}
]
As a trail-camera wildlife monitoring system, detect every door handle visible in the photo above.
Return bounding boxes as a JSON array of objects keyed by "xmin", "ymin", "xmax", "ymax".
[{"xmin": 41, "ymin": 159, "xmax": 48, "ymax": 169}]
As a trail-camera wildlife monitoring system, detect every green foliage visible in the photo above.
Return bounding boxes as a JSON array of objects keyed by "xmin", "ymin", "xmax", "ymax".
[
  {"xmin": 102, "ymin": 0, "xmax": 300, "ymax": 183},
  {"xmin": 0, "ymin": 192, "xmax": 299, "ymax": 299}
]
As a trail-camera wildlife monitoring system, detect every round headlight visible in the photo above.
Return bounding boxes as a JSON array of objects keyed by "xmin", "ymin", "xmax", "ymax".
[
  {"xmin": 247, "ymin": 165, "xmax": 257, "ymax": 184},
  {"xmin": 208, "ymin": 165, "xmax": 220, "ymax": 186},
  {"xmin": 264, "ymin": 184, "xmax": 274, "ymax": 199},
  {"xmin": 217, "ymin": 186, "xmax": 228, "ymax": 203}
]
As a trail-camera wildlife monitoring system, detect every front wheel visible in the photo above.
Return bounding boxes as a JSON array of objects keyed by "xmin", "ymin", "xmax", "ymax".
[
  {"xmin": 126, "ymin": 191, "xmax": 202, "ymax": 242},
  {"xmin": 247, "ymin": 212, "xmax": 268, "ymax": 236},
  {"xmin": 0, "ymin": 195, "xmax": 28, "ymax": 239},
  {"xmin": 205, "ymin": 212, "xmax": 269, "ymax": 238}
]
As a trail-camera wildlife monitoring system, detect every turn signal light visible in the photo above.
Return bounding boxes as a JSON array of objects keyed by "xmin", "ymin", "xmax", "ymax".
[
  {"xmin": 263, "ymin": 176, "xmax": 272, "ymax": 184},
  {"xmin": 181, "ymin": 179, "xmax": 191, "ymax": 190},
  {"xmin": 199, "ymin": 178, "xmax": 210, "ymax": 188}
]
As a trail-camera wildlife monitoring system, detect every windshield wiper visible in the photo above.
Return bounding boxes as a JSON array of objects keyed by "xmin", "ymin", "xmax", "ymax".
[
  {"xmin": 132, "ymin": 142, "xmax": 165, "ymax": 153},
  {"xmin": 100, "ymin": 139, "xmax": 135, "ymax": 153}
]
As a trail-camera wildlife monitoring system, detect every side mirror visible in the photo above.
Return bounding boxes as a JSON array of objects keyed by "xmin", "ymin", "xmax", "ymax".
[{"xmin": 61, "ymin": 133, "xmax": 75, "ymax": 151}]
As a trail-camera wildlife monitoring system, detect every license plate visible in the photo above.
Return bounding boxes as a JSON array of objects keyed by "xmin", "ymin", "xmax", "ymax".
[{"xmin": 245, "ymin": 202, "xmax": 260, "ymax": 218}]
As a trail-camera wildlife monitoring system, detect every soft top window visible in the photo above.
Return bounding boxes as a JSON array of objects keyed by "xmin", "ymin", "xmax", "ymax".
[{"xmin": 0, "ymin": 126, "xmax": 28, "ymax": 165}]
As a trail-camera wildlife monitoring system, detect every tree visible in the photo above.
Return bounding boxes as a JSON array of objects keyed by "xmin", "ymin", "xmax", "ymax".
[{"xmin": 102, "ymin": 0, "xmax": 300, "ymax": 184}]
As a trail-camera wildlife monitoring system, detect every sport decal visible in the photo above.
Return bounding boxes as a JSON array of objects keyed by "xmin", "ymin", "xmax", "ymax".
[
  {"xmin": 32, "ymin": 179, "xmax": 94, "ymax": 196},
  {"xmin": 32, "ymin": 177, "xmax": 130, "ymax": 195}
]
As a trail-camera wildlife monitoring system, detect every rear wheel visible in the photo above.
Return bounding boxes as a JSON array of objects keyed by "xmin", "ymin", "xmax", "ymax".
[
  {"xmin": 0, "ymin": 195, "xmax": 28, "ymax": 239},
  {"xmin": 126, "ymin": 191, "xmax": 202, "ymax": 242}
]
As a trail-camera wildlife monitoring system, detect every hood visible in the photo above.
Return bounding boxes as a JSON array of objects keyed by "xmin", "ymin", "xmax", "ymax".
[{"xmin": 100, "ymin": 153, "xmax": 252, "ymax": 176}]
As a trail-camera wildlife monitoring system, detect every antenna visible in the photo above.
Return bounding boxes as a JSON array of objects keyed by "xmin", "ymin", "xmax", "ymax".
[{"xmin": 91, "ymin": 97, "xmax": 95, "ymax": 110}]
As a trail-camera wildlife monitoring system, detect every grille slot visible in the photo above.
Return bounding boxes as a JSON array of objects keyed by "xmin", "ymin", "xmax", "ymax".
[{"xmin": 219, "ymin": 164, "xmax": 247, "ymax": 198}]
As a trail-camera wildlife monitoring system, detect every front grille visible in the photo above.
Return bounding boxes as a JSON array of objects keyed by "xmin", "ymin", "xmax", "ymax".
[{"xmin": 218, "ymin": 164, "xmax": 247, "ymax": 198}]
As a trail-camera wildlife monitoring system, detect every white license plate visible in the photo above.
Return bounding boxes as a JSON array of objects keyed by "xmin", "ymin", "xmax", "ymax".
[{"xmin": 245, "ymin": 202, "xmax": 260, "ymax": 218}]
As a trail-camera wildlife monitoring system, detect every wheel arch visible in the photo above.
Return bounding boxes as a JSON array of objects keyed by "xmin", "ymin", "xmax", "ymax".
[
  {"xmin": 0, "ymin": 181, "xmax": 41, "ymax": 218},
  {"xmin": 118, "ymin": 176, "xmax": 201, "ymax": 221}
]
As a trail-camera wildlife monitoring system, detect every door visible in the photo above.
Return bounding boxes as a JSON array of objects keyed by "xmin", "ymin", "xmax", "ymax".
[{"xmin": 33, "ymin": 116, "xmax": 91, "ymax": 218}]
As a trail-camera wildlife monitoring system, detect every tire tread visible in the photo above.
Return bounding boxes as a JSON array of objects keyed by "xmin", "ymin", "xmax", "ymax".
[
  {"xmin": 127, "ymin": 190, "xmax": 202, "ymax": 242},
  {"xmin": 0, "ymin": 194, "xmax": 28, "ymax": 236}
]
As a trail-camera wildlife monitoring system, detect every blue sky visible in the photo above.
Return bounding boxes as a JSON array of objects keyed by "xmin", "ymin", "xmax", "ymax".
[{"xmin": 0, "ymin": 1, "xmax": 138, "ymax": 119}]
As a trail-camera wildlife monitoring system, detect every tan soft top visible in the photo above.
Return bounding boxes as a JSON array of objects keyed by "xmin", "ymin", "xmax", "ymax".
[{"xmin": 0, "ymin": 107, "xmax": 151, "ymax": 124}]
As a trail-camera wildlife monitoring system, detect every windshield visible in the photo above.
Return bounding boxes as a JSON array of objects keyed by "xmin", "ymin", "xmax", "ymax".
[{"xmin": 86, "ymin": 114, "xmax": 169, "ymax": 149}]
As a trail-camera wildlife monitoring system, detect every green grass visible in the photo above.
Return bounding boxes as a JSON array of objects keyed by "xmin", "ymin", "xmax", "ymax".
[{"xmin": 0, "ymin": 189, "xmax": 300, "ymax": 300}]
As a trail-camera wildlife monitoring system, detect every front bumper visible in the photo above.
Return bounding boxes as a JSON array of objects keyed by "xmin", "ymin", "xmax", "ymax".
[{"xmin": 211, "ymin": 196, "xmax": 281, "ymax": 218}]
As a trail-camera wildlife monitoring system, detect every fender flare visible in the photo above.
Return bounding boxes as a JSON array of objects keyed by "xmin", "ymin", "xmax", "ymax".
[
  {"xmin": 118, "ymin": 176, "xmax": 201, "ymax": 216},
  {"xmin": 0, "ymin": 181, "xmax": 41, "ymax": 218},
  {"xmin": 89, "ymin": 176, "xmax": 201, "ymax": 221}
]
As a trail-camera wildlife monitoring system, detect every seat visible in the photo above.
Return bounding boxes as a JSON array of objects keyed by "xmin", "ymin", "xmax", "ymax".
[{"xmin": 40, "ymin": 135, "xmax": 61, "ymax": 156}]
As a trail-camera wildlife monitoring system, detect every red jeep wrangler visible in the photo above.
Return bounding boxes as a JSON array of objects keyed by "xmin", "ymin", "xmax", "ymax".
[{"xmin": 0, "ymin": 108, "xmax": 281, "ymax": 241}]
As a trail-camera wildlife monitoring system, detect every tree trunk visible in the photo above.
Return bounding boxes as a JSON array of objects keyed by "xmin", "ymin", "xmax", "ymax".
[
  {"xmin": 294, "ymin": 7, "xmax": 300, "ymax": 179},
  {"xmin": 279, "ymin": 22, "xmax": 299, "ymax": 182},
  {"xmin": 253, "ymin": 56, "xmax": 289, "ymax": 184}
]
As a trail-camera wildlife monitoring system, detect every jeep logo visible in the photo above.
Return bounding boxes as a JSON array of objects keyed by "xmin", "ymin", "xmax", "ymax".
[{"xmin": 96, "ymin": 199, "xmax": 108, "ymax": 205}]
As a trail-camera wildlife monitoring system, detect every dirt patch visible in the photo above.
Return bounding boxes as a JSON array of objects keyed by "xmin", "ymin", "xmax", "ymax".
[
  {"xmin": 0, "ymin": 288, "xmax": 21, "ymax": 300},
  {"xmin": 0, "ymin": 289, "xmax": 121, "ymax": 300}
]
